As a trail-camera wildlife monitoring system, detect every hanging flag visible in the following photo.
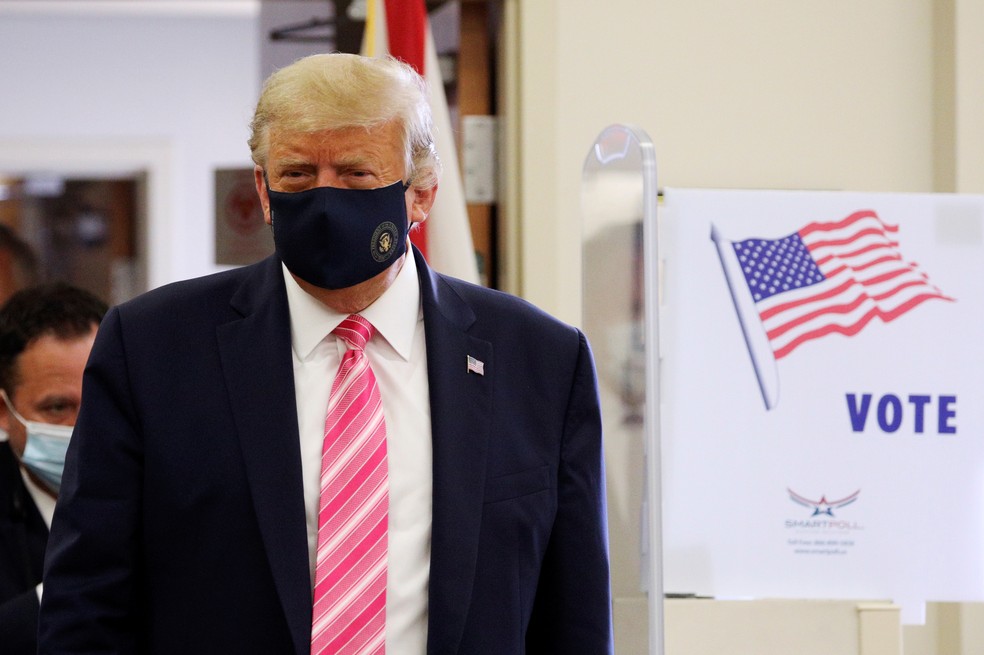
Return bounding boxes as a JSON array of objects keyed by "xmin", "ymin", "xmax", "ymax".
[
  {"xmin": 713, "ymin": 209, "xmax": 955, "ymax": 408},
  {"xmin": 362, "ymin": 0, "xmax": 480, "ymax": 284}
]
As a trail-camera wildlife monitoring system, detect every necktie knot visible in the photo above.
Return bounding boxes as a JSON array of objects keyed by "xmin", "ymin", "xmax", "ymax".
[{"xmin": 333, "ymin": 314, "xmax": 375, "ymax": 352}]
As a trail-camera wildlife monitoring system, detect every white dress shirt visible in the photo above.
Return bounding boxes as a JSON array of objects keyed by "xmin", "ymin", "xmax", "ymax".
[{"xmin": 282, "ymin": 251, "xmax": 432, "ymax": 654}]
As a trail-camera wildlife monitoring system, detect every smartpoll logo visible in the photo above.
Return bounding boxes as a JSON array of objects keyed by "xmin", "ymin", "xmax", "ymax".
[
  {"xmin": 788, "ymin": 488, "xmax": 858, "ymax": 517},
  {"xmin": 785, "ymin": 488, "xmax": 864, "ymax": 531},
  {"xmin": 786, "ymin": 488, "xmax": 864, "ymax": 556},
  {"xmin": 712, "ymin": 210, "xmax": 954, "ymax": 410}
]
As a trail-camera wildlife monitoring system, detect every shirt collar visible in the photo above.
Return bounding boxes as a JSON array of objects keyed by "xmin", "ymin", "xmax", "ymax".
[{"xmin": 282, "ymin": 249, "xmax": 421, "ymax": 361}]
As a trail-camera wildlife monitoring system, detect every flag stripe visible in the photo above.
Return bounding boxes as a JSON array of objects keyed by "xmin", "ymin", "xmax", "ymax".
[
  {"xmin": 813, "ymin": 238, "xmax": 901, "ymax": 265},
  {"xmin": 384, "ymin": 0, "xmax": 426, "ymax": 74},
  {"xmin": 772, "ymin": 292, "xmax": 948, "ymax": 359},
  {"xmin": 798, "ymin": 209, "xmax": 899, "ymax": 239},
  {"xmin": 807, "ymin": 227, "xmax": 898, "ymax": 252}
]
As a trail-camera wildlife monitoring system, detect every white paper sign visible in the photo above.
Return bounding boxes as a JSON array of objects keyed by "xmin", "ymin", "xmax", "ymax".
[{"xmin": 659, "ymin": 188, "xmax": 984, "ymax": 623}]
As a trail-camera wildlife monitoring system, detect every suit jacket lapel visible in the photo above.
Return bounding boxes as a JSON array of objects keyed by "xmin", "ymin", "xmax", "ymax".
[
  {"xmin": 415, "ymin": 249, "xmax": 493, "ymax": 654},
  {"xmin": 216, "ymin": 257, "xmax": 311, "ymax": 655}
]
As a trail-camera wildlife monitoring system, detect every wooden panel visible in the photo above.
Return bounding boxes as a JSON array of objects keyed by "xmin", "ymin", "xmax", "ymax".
[{"xmin": 458, "ymin": 0, "xmax": 496, "ymax": 286}]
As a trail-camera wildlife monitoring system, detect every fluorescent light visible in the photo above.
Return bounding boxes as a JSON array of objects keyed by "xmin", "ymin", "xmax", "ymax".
[{"xmin": 0, "ymin": 1, "xmax": 260, "ymax": 18}]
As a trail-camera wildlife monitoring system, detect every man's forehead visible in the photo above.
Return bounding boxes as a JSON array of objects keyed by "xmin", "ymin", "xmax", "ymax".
[
  {"xmin": 271, "ymin": 120, "xmax": 400, "ymax": 145},
  {"xmin": 19, "ymin": 330, "xmax": 98, "ymax": 363},
  {"xmin": 267, "ymin": 124, "xmax": 404, "ymax": 165},
  {"xmin": 10, "ymin": 329, "xmax": 95, "ymax": 392}
]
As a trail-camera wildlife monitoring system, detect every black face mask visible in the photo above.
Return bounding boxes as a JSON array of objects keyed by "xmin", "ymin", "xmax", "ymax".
[{"xmin": 268, "ymin": 180, "xmax": 410, "ymax": 290}]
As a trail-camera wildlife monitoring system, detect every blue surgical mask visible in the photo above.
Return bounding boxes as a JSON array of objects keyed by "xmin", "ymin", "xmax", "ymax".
[
  {"xmin": 268, "ymin": 180, "xmax": 410, "ymax": 290},
  {"xmin": 1, "ymin": 390, "xmax": 73, "ymax": 494}
]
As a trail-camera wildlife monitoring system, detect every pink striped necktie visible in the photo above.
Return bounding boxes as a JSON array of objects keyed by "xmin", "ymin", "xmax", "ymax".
[{"xmin": 311, "ymin": 314, "xmax": 388, "ymax": 655}]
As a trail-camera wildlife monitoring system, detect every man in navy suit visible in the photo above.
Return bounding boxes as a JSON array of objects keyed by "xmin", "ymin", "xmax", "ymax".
[
  {"xmin": 40, "ymin": 53, "xmax": 612, "ymax": 654},
  {"xmin": 0, "ymin": 284, "xmax": 106, "ymax": 654}
]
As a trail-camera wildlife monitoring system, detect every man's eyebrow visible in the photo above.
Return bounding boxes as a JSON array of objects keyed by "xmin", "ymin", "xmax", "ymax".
[
  {"xmin": 333, "ymin": 154, "xmax": 378, "ymax": 170},
  {"xmin": 272, "ymin": 157, "xmax": 314, "ymax": 170},
  {"xmin": 36, "ymin": 393, "xmax": 78, "ymax": 404}
]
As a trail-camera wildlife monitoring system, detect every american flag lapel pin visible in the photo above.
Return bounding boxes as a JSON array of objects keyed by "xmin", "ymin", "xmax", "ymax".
[{"xmin": 466, "ymin": 355, "xmax": 485, "ymax": 376}]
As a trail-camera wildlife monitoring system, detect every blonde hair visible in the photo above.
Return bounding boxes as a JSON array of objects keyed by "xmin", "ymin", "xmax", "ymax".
[{"xmin": 248, "ymin": 53, "xmax": 441, "ymax": 189}]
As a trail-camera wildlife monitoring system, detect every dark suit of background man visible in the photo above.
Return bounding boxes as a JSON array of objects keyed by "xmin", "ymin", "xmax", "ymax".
[
  {"xmin": 40, "ymin": 52, "xmax": 613, "ymax": 654},
  {"xmin": 0, "ymin": 284, "xmax": 107, "ymax": 654}
]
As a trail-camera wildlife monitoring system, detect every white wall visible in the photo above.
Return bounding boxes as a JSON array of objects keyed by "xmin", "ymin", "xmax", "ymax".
[{"xmin": 0, "ymin": 1, "xmax": 260, "ymax": 289}]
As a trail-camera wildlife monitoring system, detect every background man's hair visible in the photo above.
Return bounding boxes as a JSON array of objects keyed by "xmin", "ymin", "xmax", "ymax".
[{"xmin": 0, "ymin": 283, "xmax": 108, "ymax": 393}]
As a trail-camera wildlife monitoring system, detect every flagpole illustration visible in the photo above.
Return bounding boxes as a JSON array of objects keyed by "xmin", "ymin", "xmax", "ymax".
[{"xmin": 710, "ymin": 223, "xmax": 780, "ymax": 409}]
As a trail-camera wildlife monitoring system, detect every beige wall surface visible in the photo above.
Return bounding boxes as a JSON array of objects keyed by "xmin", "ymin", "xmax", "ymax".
[
  {"xmin": 503, "ymin": 1, "xmax": 984, "ymax": 654},
  {"xmin": 505, "ymin": 0, "xmax": 982, "ymax": 324}
]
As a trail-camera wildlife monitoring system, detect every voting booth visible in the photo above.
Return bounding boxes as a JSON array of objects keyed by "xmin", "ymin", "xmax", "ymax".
[
  {"xmin": 582, "ymin": 125, "xmax": 663, "ymax": 654},
  {"xmin": 582, "ymin": 124, "xmax": 984, "ymax": 654}
]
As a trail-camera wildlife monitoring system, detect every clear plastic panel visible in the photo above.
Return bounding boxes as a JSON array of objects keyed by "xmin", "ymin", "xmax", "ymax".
[{"xmin": 581, "ymin": 125, "xmax": 661, "ymax": 655}]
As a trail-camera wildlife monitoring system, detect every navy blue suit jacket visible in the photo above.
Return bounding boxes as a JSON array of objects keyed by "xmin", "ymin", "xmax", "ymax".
[
  {"xmin": 39, "ymin": 249, "xmax": 612, "ymax": 654},
  {"xmin": 0, "ymin": 442, "xmax": 46, "ymax": 654}
]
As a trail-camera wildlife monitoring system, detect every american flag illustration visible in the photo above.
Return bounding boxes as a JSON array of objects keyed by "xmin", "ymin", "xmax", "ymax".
[{"xmin": 728, "ymin": 210, "xmax": 953, "ymax": 360}]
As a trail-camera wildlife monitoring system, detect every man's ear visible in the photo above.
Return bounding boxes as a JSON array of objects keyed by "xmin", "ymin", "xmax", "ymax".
[
  {"xmin": 408, "ymin": 183, "xmax": 438, "ymax": 225},
  {"xmin": 254, "ymin": 165, "xmax": 272, "ymax": 226},
  {"xmin": 0, "ymin": 391, "xmax": 12, "ymax": 433}
]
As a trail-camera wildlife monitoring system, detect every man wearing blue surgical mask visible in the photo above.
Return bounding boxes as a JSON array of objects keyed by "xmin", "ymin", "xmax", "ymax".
[{"xmin": 0, "ymin": 283, "xmax": 106, "ymax": 654}]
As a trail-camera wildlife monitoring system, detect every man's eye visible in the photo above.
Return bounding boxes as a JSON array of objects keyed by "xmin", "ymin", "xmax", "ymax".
[
  {"xmin": 345, "ymin": 171, "xmax": 381, "ymax": 189},
  {"xmin": 40, "ymin": 402, "xmax": 74, "ymax": 421}
]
